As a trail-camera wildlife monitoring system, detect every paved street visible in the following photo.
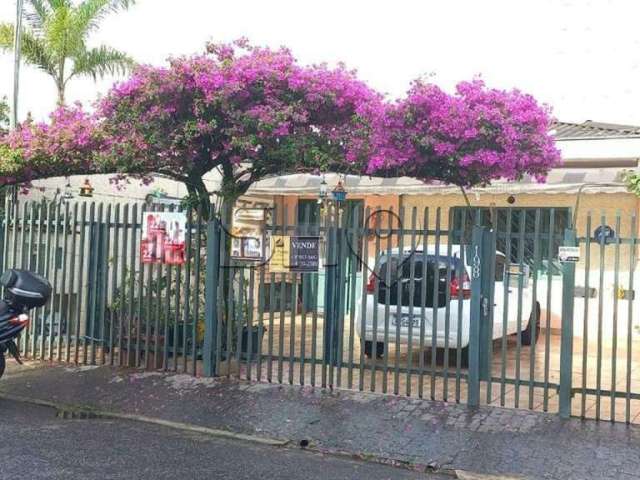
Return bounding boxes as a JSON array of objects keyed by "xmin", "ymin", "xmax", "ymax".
[
  {"xmin": 4, "ymin": 363, "xmax": 640, "ymax": 479},
  {"xmin": 0, "ymin": 398, "xmax": 439, "ymax": 480}
]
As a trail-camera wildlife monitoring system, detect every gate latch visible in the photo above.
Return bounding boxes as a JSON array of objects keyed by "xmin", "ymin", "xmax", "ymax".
[{"xmin": 482, "ymin": 297, "xmax": 489, "ymax": 317}]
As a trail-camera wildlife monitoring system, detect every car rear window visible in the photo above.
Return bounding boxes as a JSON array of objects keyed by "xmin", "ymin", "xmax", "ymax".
[{"xmin": 375, "ymin": 254, "xmax": 463, "ymax": 307}]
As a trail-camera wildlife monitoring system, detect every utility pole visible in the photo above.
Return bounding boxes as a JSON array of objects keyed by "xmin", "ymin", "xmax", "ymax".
[
  {"xmin": 9, "ymin": 0, "xmax": 24, "ymax": 203},
  {"xmin": 11, "ymin": 0, "xmax": 24, "ymax": 129}
]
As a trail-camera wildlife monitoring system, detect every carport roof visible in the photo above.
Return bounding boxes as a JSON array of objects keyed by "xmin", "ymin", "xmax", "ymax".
[
  {"xmin": 553, "ymin": 121, "xmax": 640, "ymax": 140},
  {"xmin": 248, "ymin": 168, "xmax": 628, "ymax": 196}
]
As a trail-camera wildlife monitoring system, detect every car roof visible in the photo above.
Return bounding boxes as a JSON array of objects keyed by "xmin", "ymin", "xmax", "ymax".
[{"xmin": 381, "ymin": 245, "xmax": 505, "ymax": 258}]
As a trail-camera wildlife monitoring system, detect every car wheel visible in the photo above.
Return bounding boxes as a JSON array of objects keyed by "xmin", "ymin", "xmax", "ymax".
[
  {"xmin": 521, "ymin": 302, "xmax": 541, "ymax": 346},
  {"xmin": 364, "ymin": 340, "xmax": 384, "ymax": 359}
]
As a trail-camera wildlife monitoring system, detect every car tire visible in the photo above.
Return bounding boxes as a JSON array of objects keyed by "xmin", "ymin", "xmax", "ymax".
[
  {"xmin": 521, "ymin": 302, "xmax": 541, "ymax": 346},
  {"xmin": 364, "ymin": 340, "xmax": 384, "ymax": 359}
]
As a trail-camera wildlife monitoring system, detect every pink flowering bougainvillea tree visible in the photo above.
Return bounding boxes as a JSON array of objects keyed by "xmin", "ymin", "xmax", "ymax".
[
  {"xmin": 0, "ymin": 42, "xmax": 560, "ymax": 220},
  {"xmin": 0, "ymin": 104, "xmax": 103, "ymax": 190},
  {"xmin": 367, "ymin": 79, "xmax": 560, "ymax": 198},
  {"xmin": 95, "ymin": 40, "xmax": 384, "ymax": 219},
  {"xmin": 0, "ymin": 40, "xmax": 384, "ymax": 219}
]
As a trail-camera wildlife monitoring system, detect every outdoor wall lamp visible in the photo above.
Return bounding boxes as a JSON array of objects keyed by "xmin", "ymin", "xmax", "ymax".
[
  {"xmin": 79, "ymin": 178, "xmax": 94, "ymax": 197},
  {"xmin": 332, "ymin": 180, "xmax": 347, "ymax": 202},
  {"xmin": 318, "ymin": 176, "xmax": 328, "ymax": 204},
  {"xmin": 62, "ymin": 180, "xmax": 74, "ymax": 201}
]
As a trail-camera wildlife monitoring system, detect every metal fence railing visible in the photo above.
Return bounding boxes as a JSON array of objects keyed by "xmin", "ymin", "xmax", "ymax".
[
  {"xmin": 207, "ymin": 205, "xmax": 567, "ymax": 413},
  {"xmin": 572, "ymin": 212, "xmax": 640, "ymax": 423},
  {"xmin": 2, "ymin": 198, "xmax": 639, "ymax": 424},
  {"xmin": 0, "ymin": 198, "xmax": 207, "ymax": 373}
]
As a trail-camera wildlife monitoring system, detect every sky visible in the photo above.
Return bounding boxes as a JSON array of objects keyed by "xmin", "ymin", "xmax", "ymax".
[{"xmin": 1, "ymin": 0, "xmax": 640, "ymax": 126}]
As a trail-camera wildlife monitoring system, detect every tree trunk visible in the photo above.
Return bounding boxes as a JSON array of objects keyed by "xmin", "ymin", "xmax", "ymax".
[
  {"xmin": 185, "ymin": 174, "xmax": 212, "ymax": 220},
  {"xmin": 218, "ymin": 184, "xmax": 238, "ymax": 344},
  {"xmin": 56, "ymin": 81, "xmax": 65, "ymax": 105}
]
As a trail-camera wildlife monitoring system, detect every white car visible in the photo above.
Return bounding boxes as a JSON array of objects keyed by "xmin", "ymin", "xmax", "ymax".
[{"xmin": 355, "ymin": 245, "xmax": 540, "ymax": 359}]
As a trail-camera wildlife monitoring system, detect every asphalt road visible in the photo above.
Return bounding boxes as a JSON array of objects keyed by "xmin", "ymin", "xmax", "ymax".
[{"xmin": 0, "ymin": 398, "xmax": 443, "ymax": 480}]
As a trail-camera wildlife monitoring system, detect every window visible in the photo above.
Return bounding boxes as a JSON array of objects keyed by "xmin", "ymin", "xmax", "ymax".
[
  {"xmin": 376, "ymin": 254, "xmax": 459, "ymax": 307},
  {"xmin": 296, "ymin": 199, "xmax": 320, "ymax": 230},
  {"xmin": 451, "ymin": 207, "xmax": 570, "ymax": 275}
]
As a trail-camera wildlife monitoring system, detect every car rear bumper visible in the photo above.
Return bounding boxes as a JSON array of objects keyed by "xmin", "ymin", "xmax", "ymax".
[{"xmin": 355, "ymin": 298, "xmax": 471, "ymax": 349}]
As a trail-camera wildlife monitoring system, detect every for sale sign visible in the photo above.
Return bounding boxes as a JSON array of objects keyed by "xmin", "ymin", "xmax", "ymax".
[{"xmin": 289, "ymin": 236, "xmax": 320, "ymax": 272}]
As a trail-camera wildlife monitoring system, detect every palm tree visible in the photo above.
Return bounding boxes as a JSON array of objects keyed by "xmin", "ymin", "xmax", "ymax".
[{"xmin": 0, "ymin": 0, "xmax": 136, "ymax": 105}]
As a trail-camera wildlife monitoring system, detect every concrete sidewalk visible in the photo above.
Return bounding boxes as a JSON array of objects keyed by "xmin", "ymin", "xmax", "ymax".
[{"xmin": 1, "ymin": 361, "xmax": 638, "ymax": 479}]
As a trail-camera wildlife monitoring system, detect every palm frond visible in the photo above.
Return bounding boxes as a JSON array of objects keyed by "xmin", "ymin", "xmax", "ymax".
[
  {"xmin": 0, "ymin": 23, "xmax": 57, "ymax": 76},
  {"xmin": 21, "ymin": 30, "xmax": 57, "ymax": 76},
  {"xmin": 74, "ymin": 0, "xmax": 135, "ymax": 36},
  {"xmin": 69, "ymin": 45, "xmax": 135, "ymax": 82},
  {"xmin": 46, "ymin": 0, "xmax": 72, "ymax": 10},
  {"xmin": 24, "ymin": 0, "xmax": 50, "ymax": 34},
  {"xmin": 0, "ymin": 23, "xmax": 14, "ymax": 51},
  {"xmin": 44, "ymin": 2, "xmax": 78, "ymax": 57}
]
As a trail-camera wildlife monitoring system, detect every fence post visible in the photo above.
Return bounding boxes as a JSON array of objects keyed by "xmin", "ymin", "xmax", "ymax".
[
  {"xmin": 323, "ymin": 225, "xmax": 341, "ymax": 370},
  {"xmin": 203, "ymin": 218, "xmax": 220, "ymax": 376},
  {"xmin": 468, "ymin": 224, "xmax": 485, "ymax": 407},
  {"xmin": 559, "ymin": 228, "xmax": 577, "ymax": 418},
  {"xmin": 479, "ymin": 227, "xmax": 495, "ymax": 382}
]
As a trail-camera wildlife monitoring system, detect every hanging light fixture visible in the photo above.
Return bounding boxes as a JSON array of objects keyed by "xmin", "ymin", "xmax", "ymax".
[
  {"xmin": 79, "ymin": 178, "xmax": 94, "ymax": 197},
  {"xmin": 62, "ymin": 179, "xmax": 74, "ymax": 200},
  {"xmin": 331, "ymin": 178, "xmax": 347, "ymax": 202},
  {"xmin": 319, "ymin": 176, "xmax": 328, "ymax": 199}
]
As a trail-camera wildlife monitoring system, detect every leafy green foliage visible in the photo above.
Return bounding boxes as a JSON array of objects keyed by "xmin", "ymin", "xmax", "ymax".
[
  {"xmin": 0, "ymin": 96, "xmax": 8, "ymax": 134},
  {"xmin": 623, "ymin": 170, "xmax": 640, "ymax": 197}
]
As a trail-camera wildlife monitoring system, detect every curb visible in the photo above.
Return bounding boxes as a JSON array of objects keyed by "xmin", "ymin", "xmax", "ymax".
[
  {"xmin": 0, "ymin": 392, "xmax": 288, "ymax": 447},
  {"xmin": 455, "ymin": 472, "xmax": 526, "ymax": 480},
  {"xmin": 0, "ymin": 391, "xmax": 520, "ymax": 479}
]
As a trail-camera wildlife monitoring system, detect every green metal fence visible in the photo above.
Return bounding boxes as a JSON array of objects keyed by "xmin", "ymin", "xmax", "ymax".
[
  {"xmin": 0, "ymin": 198, "xmax": 207, "ymax": 372},
  {"xmin": 204, "ymin": 205, "xmax": 565, "ymax": 410},
  {"xmin": 2, "ymin": 198, "xmax": 639, "ymax": 424},
  {"xmin": 570, "ymin": 212, "xmax": 640, "ymax": 423}
]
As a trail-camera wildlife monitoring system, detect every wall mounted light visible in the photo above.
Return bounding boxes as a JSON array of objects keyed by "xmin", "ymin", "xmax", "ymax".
[{"xmin": 79, "ymin": 178, "xmax": 94, "ymax": 197}]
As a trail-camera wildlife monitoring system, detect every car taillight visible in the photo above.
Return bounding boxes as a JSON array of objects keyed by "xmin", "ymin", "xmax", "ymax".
[
  {"xmin": 366, "ymin": 273, "xmax": 376, "ymax": 294},
  {"xmin": 450, "ymin": 270, "xmax": 471, "ymax": 300},
  {"xmin": 9, "ymin": 313, "xmax": 29, "ymax": 326}
]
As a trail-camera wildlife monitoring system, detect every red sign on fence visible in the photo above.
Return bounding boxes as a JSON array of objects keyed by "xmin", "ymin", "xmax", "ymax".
[{"xmin": 141, "ymin": 212, "xmax": 186, "ymax": 265}]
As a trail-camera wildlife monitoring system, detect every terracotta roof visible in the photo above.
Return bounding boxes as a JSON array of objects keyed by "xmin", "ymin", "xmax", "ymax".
[{"xmin": 553, "ymin": 120, "xmax": 640, "ymax": 140}]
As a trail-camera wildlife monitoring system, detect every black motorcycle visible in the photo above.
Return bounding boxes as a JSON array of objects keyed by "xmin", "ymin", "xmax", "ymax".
[{"xmin": 0, "ymin": 269, "xmax": 52, "ymax": 378}]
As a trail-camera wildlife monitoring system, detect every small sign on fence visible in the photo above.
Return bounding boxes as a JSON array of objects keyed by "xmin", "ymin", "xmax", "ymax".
[
  {"xmin": 290, "ymin": 236, "xmax": 320, "ymax": 272},
  {"xmin": 269, "ymin": 235, "xmax": 290, "ymax": 273},
  {"xmin": 558, "ymin": 246, "xmax": 580, "ymax": 263},
  {"xmin": 141, "ymin": 212, "xmax": 187, "ymax": 265},
  {"xmin": 268, "ymin": 235, "xmax": 320, "ymax": 273},
  {"xmin": 231, "ymin": 235, "xmax": 263, "ymax": 260}
]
